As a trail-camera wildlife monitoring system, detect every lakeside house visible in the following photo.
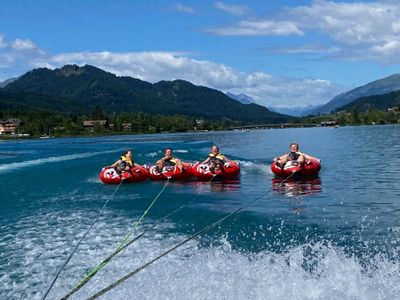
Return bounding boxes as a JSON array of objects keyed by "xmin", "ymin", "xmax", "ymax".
[
  {"xmin": 82, "ymin": 120, "xmax": 132, "ymax": 131},
  {"xmin": 82, "ymin": 120, "xmax": 108, "ymax": 131},
  {"xmin": 122, "ymin": 123, "xmax": 132, "ymax": 131},
  {"xmin": 387, "ymin": 107, "xmax": 399, "ymax": 113},
  {"xmin": 0, "ymin": 119, "xmax": 23, "ymax": 135}
]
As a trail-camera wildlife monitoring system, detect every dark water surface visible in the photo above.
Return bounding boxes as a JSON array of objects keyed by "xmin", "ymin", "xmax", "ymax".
[{"xmin": 1, "ymin": 125, "xmax": 399, "ymax": 299}]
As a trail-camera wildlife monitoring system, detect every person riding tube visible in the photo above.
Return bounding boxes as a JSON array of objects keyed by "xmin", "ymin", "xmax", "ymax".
[
  {"xmin": 111, "ymin": 149, "xmax": 142, "ymax": 174},
  {"xmin": 274, "ymin": 143, "xmax": 319, "ymax": 169},
  {"xmin": 156, "ymin": 148, "xmax": 184, "ymax": 172},
  {"xmin": 202, "ymin": 145, "xmax": 231, "ymax": 172}
]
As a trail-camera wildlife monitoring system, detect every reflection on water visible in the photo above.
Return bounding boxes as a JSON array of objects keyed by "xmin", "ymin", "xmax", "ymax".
[
  {"xmin": 186, "ymin": 178, "xmax": 242, "ymax": 193},
  {"xmin": 210, "ymin": 179, "xmax": 241, "ymax": 193},
  {"xmin": 272, "ymin": 177, "xmax": 322, "ymax": 197}
]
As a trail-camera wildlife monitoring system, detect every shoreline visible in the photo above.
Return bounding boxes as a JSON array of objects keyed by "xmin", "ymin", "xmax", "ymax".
[{"xmin": 1, "ymin": 122, "xmax": 399, "ymax": 141}]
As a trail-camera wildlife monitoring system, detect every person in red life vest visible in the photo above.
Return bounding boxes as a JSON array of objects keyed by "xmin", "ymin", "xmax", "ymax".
[
  {"xmin": 110, "ymin": 149, "xmax": 142, "ymax": 174},
  {"xmin": 202, "ymin": 145, "xmax": 232, "ymax": 172},
  {"xmin": 274, "ymin": 143, "xmax": 319, "ymax": 169},
  {"xmin": 156, "ymin": 148, "xmax": 184, "ymax": 171}
]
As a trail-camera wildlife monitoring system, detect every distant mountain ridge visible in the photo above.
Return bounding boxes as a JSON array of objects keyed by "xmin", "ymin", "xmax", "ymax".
[
  {"xmin": 0, "ymin": 78, "xmax": 16, "ymax": 88},
  {"xmin": 335, "ymin": 90, "xmax": 400, "ymax": 113},
  {"xmin": 226, "ymin": 92, "xmax": 255, "ymax": 104},
  {"xmin": 307, "ymin": 74, "xmax": 400, "ymax": 115},
  {"xmin": 270, "ymin": 104, "xmax": 323, "ymax": 117},
  {"xmin": 1, "ymin": 64, "xmax": 291, "ymax": 123}
]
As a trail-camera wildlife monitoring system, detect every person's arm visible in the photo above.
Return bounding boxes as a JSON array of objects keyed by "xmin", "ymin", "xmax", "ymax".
[
  {"xmin": 274, "ymin": 154, "xmax": 287, "ymax": 161},
  {"xmin": 222, "ymin": 155, "xmax": 231, "ymax": 162},
  {"xmin": 202, "ymin": 157, "xmax": 210, "ymax": 164},
  {"xmin": 174, "ymin": 158, "xmax": 184, "ymax": 170},
  {"xmin": 157, "ymin": 155, "xmax": 166, "ymax": 164},
  {"xmin": 302, "ymin": 153, "xmax": 320, "ymax": 162},
  {"xmin": 111, "ymin": 159, "xmax": 121, "ymax": 168}
]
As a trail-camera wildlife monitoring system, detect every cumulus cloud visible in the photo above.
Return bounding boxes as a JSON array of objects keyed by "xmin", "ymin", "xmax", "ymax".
[
  {"xmin": 205, "ymin": 0, "xmax": 400, "ymax": 63},
  {"xmin": 11, "ymin": 38, "xmax": 37, "ymax": 50},
  {"xmin": 0, "ymin": 35, "xmax": 46, "ymax": 71},
  {"xmin": 214, "ymin": 1, "xmax": 249, "ymax": 16}
]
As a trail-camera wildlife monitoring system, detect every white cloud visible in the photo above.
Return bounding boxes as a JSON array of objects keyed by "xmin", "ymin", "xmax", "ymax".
[
  {"xmin": 173, "ymin": 3, "xmax": 195, "ymax": 14},
  {"xmin": 0, "ymin": 35, "xmax": 46, "ymax": 72},
  {"xmin": 205, "ymin": 20, "xmax": 303, "ymax": 36},
  {"xmin": 205, "ymin": 0, "xmax": 400, "ymax": 63},
  {"xmin": 288, "ymin": 1, "xmax": 397, "ymax": 44},
  {"xmin": 289, "ymin": 0, "xmax": 400, "ymax": 62},
  {"xmin": 0, "ymin": 35, "xmax": 7, "ymax": 48},
  {"xmin": 265, "ymin": 44, "xmax": 340, "ymax": 54},
  {"xmin": 11, "ymin": 38, "xmax": 37, "ymax": 50},
  {"xmin": 214, "ymin": 1, "xmax": 249, "ymax": 16}
]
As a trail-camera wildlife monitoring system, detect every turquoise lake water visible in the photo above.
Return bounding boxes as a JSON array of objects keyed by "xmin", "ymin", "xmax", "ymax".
[{"xmin": 1, "ymin": 125, "xmax": 400, "ymax": 299}]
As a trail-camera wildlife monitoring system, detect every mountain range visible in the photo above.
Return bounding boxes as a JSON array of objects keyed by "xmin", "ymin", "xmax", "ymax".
[
  {"xmin": 229, "ymin": 73, "xmax": 400, "ymax": 116},
  {"xmin": 335, "ymin": 90, "xmax": 400, "ymax": 113},
  {"xmin": 0, "ymin": 78, "xmax": 16, "ymax": 88},
  {"xmin": 225, "ymin": 92, "xmax": 255, "ymax": 105},
  {"xmin": 306, "ymin": 74, "xmax": 400, "ymax": 115},
  {"xmin": 270, "ymin": 104, "xmax": 323, "ymax": 117},
  {"xmin": 1, "ymin": 65, "xmax": 399, "ymax": 121},
  {"xmin": 0, "ymin": 65, "xmax": 291, "ymax": 123}
]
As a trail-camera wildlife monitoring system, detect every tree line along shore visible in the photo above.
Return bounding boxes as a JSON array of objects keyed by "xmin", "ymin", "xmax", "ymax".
[{"xmin": 1, "ymin": 106, "xmax": 399, "ymax": 139}]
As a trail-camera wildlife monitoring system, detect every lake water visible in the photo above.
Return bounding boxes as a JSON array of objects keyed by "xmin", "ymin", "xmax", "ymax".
[{"xmin": 1, "ymin": 125, "xmax": 400, "ymax": 299}]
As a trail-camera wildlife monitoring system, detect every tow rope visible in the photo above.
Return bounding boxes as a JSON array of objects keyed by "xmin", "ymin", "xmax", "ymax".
[
  {"xmin": 62, "ymin": 178, "xmax": 171, "ymax": 299},
  {"xmin": 40, "ymin": 179, "xmax": 125, "ymax": 300},
  {"xmin": 85, "ymin": 170, "xmax": 295, "ymax": 299},
  {"xmin": 86, "ymin": 190, "xmax": 269, "ymax": 299}
]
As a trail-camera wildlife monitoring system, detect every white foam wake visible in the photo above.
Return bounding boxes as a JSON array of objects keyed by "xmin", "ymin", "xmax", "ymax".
[
  {"xmin": 237, "ymin": 160, "xmax": 272, "ymax": 175},
  {"xmin": 2, "ymin": 208, "xmax": 400, "ymax": 300},
  {"xmin": 145, "ymin": 151, "xmax": 161, "ymax": 158},
  {"xmin": 174, "ymin": 149, "xmax": 189, "ymax": 153},
  {"xmin": 0, "ymin": 150, "xmax": 117, "ymax": 174}
]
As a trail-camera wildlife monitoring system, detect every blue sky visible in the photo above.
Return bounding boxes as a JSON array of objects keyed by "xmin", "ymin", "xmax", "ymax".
[{"xmin": 1, "ymin": 0, "xmax": 400, "ymax": 109}]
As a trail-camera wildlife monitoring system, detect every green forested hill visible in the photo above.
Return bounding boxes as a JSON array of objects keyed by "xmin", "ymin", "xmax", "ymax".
[
  {"xmin": 2, "ymin": 64, "xmax": 291, "ymax": 123},
  {"xmin": 307, "ymin": 73, "xmax": 400, "ymax": 115},
  {"xmin": 0, "ymin": 90, "xmax": 81, "ymax": 114},
  {"xmin": 335, "ymin": 90, "xmax": 400, "ymax": 113}
]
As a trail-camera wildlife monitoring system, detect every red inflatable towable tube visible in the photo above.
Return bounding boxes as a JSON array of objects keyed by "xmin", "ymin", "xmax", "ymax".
[
  {"xmin": 271, "ymin": 158, "xmax": 321, "ymax": 177},
  {"xmin": 192, "ymin": 161, "xmax": 241, "ymax": 180},
  {"xmin": 146, "ymin": 163, "xmax": 193, "ymax": 180},
  {"xmin": 99, "ymin": 166, "xmax": 148, "ymax": 184}
]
